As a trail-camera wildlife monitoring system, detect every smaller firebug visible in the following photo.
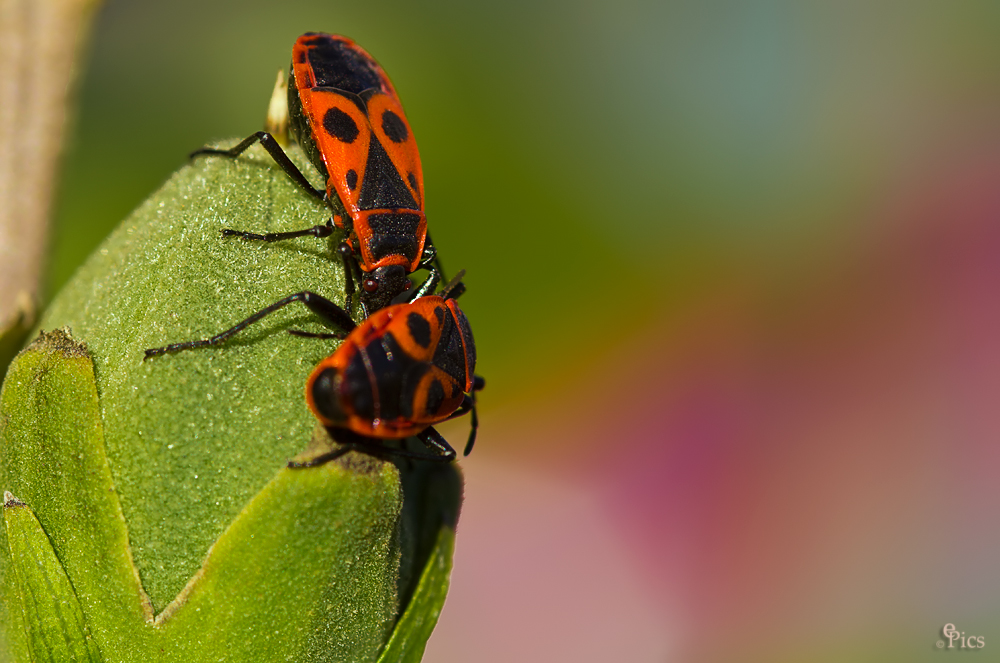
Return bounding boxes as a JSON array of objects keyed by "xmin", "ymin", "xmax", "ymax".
[{"xmin": 145, "ymin": 273, "xmax": 483, "ymax": 463}]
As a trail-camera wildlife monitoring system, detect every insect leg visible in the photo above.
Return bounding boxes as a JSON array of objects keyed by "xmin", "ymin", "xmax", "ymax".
[
  {"xmin": 286, "ymin": 446, "xmax": 353, "ymax": 468},
  {"xmin": 222, "ymin": 218, "xmax": 334, "ymax": 243},
  {"xmin": 410, "ymin": 267, "xmax": 441, "ymax": 300},
  {"xmin": 420, "ymin": 232, "xmax": 447, "ymax": 282},
  {"xmin": 336, "ymin": 241, "xmax": 360, "ymax": 312},
  {"xmin": 145, "ymin": 291, "xmax": 356, "ymax": 358},
  {"xmin": 437, "ymin": 269, "xmax": 467, "ymax": 301},
  {"xmin": 389, "ymin": 267, "xmax": 442, "ymax": 306},
  {"xmin": 287, "ymin": 330, "xmax": 345, "ymax": 339},
  {"xmin": 442, "ymin": 376, "xmax": 484, "ymax": 455},
  {"xmin": 286, "ymin": 444, "xmax": 354, "ymax": 470},
  {"xmin": 413, "ymin": 427, "xmax": 458, "ymax": 462},
  {"xmin": 291, "ymin": 429, "xmax": 456, "ymax": 464},
  {"xmin": 192, "ymin": 131, "xmax": 325, "ymax": 202},
  {"xmin": 463, "ymin": 402, "xmax": 478, "ymax": 456}
]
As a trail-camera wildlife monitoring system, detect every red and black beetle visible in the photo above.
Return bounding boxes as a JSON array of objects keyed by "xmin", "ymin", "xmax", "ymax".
[
  {"xmin": 193, "ymin": 32, "xmax": 442, "ymax": 315},
  {"xmin": 145, "ymin": 274, "xmax": 482, "ymax": 463}
]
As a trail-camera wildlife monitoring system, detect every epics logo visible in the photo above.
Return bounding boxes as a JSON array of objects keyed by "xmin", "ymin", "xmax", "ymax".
[{"xmin": 939, "ymin": 623, "xmax": 984, "ymax": 649}]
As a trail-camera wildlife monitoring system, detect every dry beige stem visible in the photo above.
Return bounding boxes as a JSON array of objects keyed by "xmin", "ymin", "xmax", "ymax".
[
  {"xmin": 264, "ymin": 69, "xmax": 289, "ymax": 147},
  {"xmin": 0, "ymin": 0, "xmax": 101, "ymax": 346}
]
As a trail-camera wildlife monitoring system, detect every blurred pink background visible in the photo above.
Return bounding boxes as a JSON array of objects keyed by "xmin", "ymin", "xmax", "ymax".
[
  {"xmin": 431, "ymin": 147, "xmax": 1000, "ymax": 661},
  {"xmin": 425, "ymin": 5, "xmax": 1000, "ymax": 658}
]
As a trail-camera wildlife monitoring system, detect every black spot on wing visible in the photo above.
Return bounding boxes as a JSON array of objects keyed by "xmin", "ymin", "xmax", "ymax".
[
  {"xmin": 381, "ymin": 109, "xmax": 408, "ymax": 142},
  {"xmin": 407, "ymin": 312, "xmax": 432, "ymax": 349},
  {"xmin": 323, "ymin": 107, "xmax": 359, "ymax": 143},
  {"xmin": 346, "ymin": 169, "xmax": 358, "ymax": 190},
  {"xmin": 342, "ymin": 354, "xmax": 375, "ymax": 419},
  {"xmin": 425, "ymin": 378, "xmax": 446, "ymax": 415},
  {"xmin": 310, "ymin": 367, "xmax": 346, "ymax": 424},
  {"xmin": 339, "ymin": 335, "xmax": 408, "ymax": 423},
  {"xmin": 357, "ymin": 138, "xmax": 418, "ymax": 210},
  {"xmin": 399, "ymin": 363, "xmax": 429, "ymax": 419},
  {"xmin": 431, "ymin": 308, "xmax": 467, "ymax": 385},
  {"xmin": 381, "ymin": 332, "xmax": 425, "ymax": 419}
]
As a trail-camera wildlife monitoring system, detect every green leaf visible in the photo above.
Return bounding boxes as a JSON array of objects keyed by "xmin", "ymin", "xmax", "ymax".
[
  {"xmin": 377, "ymin": 526, "xmax": 454, "ymax": 663},
  {"xmin": 3, "ymin": 494, "xmax": 102, "ymax": 663},
  {"xmin": 0, "ymin": 143, "xmax": 460, "ymax": 662},
  {"xmin": 37, "ymin": 143, "xmax": 349, "ymax": 609},
  {"xmin": 151, "ymin": 443, "xmax": 406, "ymax": 662},
  {"xmin": 0, "ymin": 329, "xmax": 146, "ymax": 663}
]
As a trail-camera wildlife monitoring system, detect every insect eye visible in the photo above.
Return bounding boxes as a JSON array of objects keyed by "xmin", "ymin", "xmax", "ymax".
[{"xmin": 363, "ymin": 278, "xmax": 379, "ymax": 293}]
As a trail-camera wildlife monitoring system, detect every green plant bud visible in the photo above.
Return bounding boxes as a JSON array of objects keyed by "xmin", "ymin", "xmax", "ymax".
[{"xmin": 0, "ymin": 143, "xmax": 461, "ymax": 662}]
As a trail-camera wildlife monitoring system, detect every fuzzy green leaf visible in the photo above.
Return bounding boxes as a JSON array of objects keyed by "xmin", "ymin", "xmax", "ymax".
[
  {"xmin": 38, "ymin": 144, "xmax": 349, "ymax": 609},
  {"xmin": 0, "ymin": 329, "xmax": 145, "ymax": 663},
  {"xmin": 3, "ymin": 495, "xmax": 102, "ymax": 663},
  {"xmin": 0, "ymin": 143, "xmax": 460, "ymax": 662},
  {"xmin": 377, "ymin": 527, "xmax": 454, "ymax": 663}
]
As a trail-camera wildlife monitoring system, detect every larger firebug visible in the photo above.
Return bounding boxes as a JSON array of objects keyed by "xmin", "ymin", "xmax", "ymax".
[{"xmin": 193, "ymin": 33, "xmax": 442, "ymax": 316}]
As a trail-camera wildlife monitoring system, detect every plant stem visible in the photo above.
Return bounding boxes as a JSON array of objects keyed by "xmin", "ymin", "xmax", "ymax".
[{"xmin": 0, "ymin": 0, "xmax": 102, "ymax": 364}]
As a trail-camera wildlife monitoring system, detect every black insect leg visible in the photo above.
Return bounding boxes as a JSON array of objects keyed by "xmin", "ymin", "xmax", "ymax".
[
  {"xmin": 287, "ymin": 428, "xmax": 456, "ymax": 466},
  {"xmin": 464, "ymin": 403, "xmax": 479, "ymax": 456},
  {"xmin": 338, "ymin": 241, "xmax": 359, "ymax": 308},
  {"xmin": 442, "ymin": 375, "xmax": 485, "ymax": 456},
  {"xmin": 287, "ymin": 428, "xmax": 365, "ymax": 468},
  {"xmin": 389, "ymin": 267, "xmax": 442, "ymax": 306},
  {"xmin": 402, "ymin": 235, "xmax": 445, "ymax": 301},
  {"xmin": 410, "ymin": 266, "xmax": 441, "ymax": 300},
  {"xmin": 337, "ymin": 241, "xmax": 360, "ymax": 312},
  {"xmin": 145, "ymin": 291, "xmax": 356, "ymax": 358},
  {"xmin": 412, "ymin": 427, "xmax": 458, "ymax": 462},
  {"xmin": 437, "ymin": 269, "xmax": 467, "ymax": 301},
  {"xmin": 421, "ymin": 232, "xmax": 447, "ymax": 282},
  {"xmin": 286, "ymin": 445, "xmax": 352, "ymax": 468},
  {"xmin": 198, "ymin": 134, "xmax": 338, "ymax": 248},
  {"xmin": 222, "ymin": 218, "xmax": 334, "ymax": 243},
  {"xmin": 287, "ymin": 330, "xmax": 344, "ymax": 339},
  {"xmin": 192, "ymin": 131, "xmax": 325, "ymax": 203}
]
